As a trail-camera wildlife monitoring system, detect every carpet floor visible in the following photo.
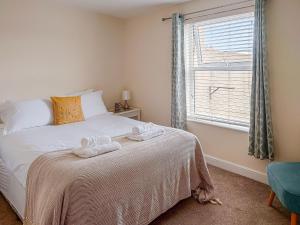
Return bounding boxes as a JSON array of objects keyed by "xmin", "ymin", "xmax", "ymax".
[{"xmin": 0, "ymin": 165, "xmax": 293, "ymax": 225}]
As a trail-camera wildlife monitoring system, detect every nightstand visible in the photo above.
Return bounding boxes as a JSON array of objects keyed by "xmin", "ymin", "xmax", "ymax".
[{"xmin": 113, "ymin": 108, "xmax": 141, "ymax": 120}]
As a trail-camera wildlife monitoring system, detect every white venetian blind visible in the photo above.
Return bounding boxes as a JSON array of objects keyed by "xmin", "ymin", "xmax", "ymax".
[{"xmin": 185, "ymin": 11, "xmax": 254, "ymax": 127}]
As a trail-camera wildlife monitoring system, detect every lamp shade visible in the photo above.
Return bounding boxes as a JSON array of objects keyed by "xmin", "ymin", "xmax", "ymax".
[{"xmin": 122, "ymin": 90, "xmax": 130, "ymax": 101}]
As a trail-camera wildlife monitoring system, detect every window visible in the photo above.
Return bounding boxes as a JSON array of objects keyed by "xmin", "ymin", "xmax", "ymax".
[{"xmin": 185, "ymin": 11, "xmax": 254, "ymax": 128}]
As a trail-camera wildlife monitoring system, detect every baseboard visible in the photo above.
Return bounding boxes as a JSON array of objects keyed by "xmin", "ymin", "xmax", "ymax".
[{"xmin": 205, "ymin": 154, "xmax": 267, "ymax": 184}]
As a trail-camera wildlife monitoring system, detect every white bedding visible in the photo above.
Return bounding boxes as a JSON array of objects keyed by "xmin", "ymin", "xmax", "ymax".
[{"xmin": 0, "ymin": 113, "xmax": 144, "ymax": 189}]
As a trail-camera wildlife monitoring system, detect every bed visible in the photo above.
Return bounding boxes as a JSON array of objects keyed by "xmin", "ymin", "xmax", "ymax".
[{"xmin": 0, "ymin": 113, "xmax": 214, "ymax": 225}]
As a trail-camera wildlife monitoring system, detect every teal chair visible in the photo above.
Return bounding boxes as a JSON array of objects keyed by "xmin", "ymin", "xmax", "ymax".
[{"xmin": 267, "ymin": 162, "xmax": 300, "ymax": 225}]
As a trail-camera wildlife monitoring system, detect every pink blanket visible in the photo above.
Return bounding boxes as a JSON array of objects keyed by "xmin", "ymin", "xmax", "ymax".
[{"xmin": 24, "ymin": 128, "xmax": 214, "ymax": 225}]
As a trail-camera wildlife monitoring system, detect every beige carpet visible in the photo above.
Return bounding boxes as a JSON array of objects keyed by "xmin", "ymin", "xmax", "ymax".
[{"xmin": 0, "ymin": 166, "xmax": 293, "ymax": 225}]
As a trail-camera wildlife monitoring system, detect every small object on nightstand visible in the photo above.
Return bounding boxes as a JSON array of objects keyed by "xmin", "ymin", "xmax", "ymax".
[
  {"xmin": 114, "ymin": 108, "xmax": 141, "ymax": 121},
  {"xmin": 122, "ymin": 90, "xmax": 130, "ymax": 110},
  {"xmin": 114, "ymin": 102, "xmax": 123, "ymax": 113}
]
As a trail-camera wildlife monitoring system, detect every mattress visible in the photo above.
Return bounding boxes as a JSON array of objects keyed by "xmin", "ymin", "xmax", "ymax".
[
  {"xmin": 0, "ymin": 113, "xmax": 144, "ymax": 217},
  {"xmin": 0, "ymin": 159, "xmax": 25, "ymax": 219}
]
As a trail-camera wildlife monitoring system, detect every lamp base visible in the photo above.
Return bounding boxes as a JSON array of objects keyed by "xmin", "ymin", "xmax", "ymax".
[{"xmin": 123, "ymin": 100, "xmax": 130, "ymax": 110}]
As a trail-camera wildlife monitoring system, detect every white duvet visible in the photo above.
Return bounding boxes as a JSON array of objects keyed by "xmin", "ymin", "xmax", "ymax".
[{"xmin": 0, "ymin": 113, "xmax": 144, "ymax": 188}]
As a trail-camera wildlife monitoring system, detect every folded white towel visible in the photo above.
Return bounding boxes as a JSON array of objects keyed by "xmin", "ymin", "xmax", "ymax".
[
  {"xmin": 73, "ymin": 141, "xmax": 121, "ymax": 158},
  {"xmin": 81, "ymin": 135, "xmax": 111, "ymax": 148},
  {"xmin": 127, "ymin": 128, "xmax": 165, "ymax": 141},
  {"xmin": 132, "ymin": 123, "xmax": 155, "ymax": 135}
]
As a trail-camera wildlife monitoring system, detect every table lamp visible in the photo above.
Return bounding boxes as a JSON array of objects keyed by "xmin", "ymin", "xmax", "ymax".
[{"xmin": 122, "ymin": 90, "xmax": 130, "ymax": 110}]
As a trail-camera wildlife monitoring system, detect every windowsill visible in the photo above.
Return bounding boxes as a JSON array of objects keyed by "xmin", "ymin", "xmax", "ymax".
[{"xmin": 187, "ymin": 117, "xmax": 249, "ymax": 133}]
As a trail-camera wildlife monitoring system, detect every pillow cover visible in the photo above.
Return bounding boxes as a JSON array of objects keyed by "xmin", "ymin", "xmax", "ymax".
[
  {"xmin": 51, "ymin": 96, "xmax": 84, "ymax": 125},
  {"xmin": 81, "ymin": 91, "xmax": 107, "ymax": 119},
  {"xmin": 0, "ymin": 99, "xmax": 53, "ymax": 135}
]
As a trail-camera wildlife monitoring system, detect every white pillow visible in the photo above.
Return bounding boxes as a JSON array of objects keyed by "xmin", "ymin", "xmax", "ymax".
[
  {"xmin": 0, "ymin": 99, "xmax": 53, "ymax": 135},
  {"xmin": 81, "ymin": 91, "xmax": 107, "ymax": 119}
]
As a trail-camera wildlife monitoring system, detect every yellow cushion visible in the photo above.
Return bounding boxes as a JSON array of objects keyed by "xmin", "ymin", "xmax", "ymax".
[{"xmin": 51, "ymin": 96, "xmax": 84, "ymax": 125}]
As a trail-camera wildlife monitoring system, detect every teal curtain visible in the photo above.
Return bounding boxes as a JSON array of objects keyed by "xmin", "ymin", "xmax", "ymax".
[
  {"xmin": 171, "ymin": 13, "xmax": 187, "ymax": 130},
  {"xmin": 248, "ymin": 0, "xmax": 274, "ymax": 160}
]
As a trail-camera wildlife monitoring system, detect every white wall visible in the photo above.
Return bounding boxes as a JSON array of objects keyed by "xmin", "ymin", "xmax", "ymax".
[{"xmin": 0, "ymin": 0, "xmax": 125, "ymax": 107}]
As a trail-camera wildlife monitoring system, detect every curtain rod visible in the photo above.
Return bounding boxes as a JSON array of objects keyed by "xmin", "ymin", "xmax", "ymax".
[
  {"xmin": 184, "ymin": 5, "xmax": 254, "ymax": 21},
  {"xmin": 161, "ymin": 0, "xmax": 254, "ymax": 21}
]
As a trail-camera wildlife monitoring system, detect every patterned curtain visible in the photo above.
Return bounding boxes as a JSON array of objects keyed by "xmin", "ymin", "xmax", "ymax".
[
  {"xmin": 248, "ymin": 0, "xmax": 274, "ymax": 160},
  {"xmin": 171, "ymin": 13, "xmax": 187, "ymax": 130}
]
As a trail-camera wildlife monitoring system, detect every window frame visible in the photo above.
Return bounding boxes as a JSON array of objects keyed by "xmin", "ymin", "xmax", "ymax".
[{"xmin": 185, "ymin": 8, "xmax": 254, "ymax": 130}]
